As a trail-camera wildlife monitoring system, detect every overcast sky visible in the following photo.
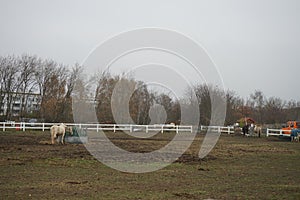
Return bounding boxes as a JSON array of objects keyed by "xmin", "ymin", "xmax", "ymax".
[{"xmin": 0, "ymin": 0, "xmax": 299, "ymax": 100}]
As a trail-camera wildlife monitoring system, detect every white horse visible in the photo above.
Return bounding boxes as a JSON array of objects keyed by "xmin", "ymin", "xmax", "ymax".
[
  {"xmin": 254, "ymin": 125, "xmax": 262, "ymax": 137},
  {"xmin": 50, "ymin": 123, "xmax": 72, "ymax": 144}
]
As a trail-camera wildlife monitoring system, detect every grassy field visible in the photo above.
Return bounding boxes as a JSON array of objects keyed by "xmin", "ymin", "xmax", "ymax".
[{"xmin": 0, "ymin": 130, "xmax": 300, "ymax": 199}]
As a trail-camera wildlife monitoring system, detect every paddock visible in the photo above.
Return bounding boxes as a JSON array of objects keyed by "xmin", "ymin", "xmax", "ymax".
[{"xmin": 0, "ymin": 130, "xmax": 299, "ymax": 199}]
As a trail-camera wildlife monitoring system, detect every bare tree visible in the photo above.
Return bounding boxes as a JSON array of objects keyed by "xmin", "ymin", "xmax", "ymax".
[
  {"xmin": 264, "ymin": 97, "xmax": 286, "ymax": 124},
  {"xmin": 35, "ymin": 59, "xmax": 57, "ymax": 97},
  {"xmin": 182, "ymin": 87, "xmax": 200, "ymax": 125},
  {"xmin": 65, "ymin": 63, "xmax": 82, "ymax": 98},
  {"xmin": 62, "ymin": 63, "xmax": 83, "ymax": 122},
  {"xmin": 0, "ymin": 56, "xmax": 6, "ymax": 114},
  {"xmin": 225, "ymin": 90, "xmax": 244, "ymax": 125},
  {"xmin": 249, "ymin": 90, "xmax": 265, "ymax": 124},
  {"xmin": 38, "ymin": 62, "xmax": 68, "ymax": 122},
  {"xmin": 0, "ymin": 55, "xmax": 20, "ymax": 120},
  {"xmin": 35, "ymin": 59, "xmax": 58, "ymax": 120},
  {"xmin": 18, "ymin": 54, "xmax": 38, "ymax": 117},
  {"xmin": 284, "ymin": 99, "xmax": 300, "ymax": 121},
  {"xmin": 95, "ymin": 72, "xmax": 155, "ymax": 125},
  {"xmin": 193, "ymin": 84, "xmax": 212, "ymax": 126}
]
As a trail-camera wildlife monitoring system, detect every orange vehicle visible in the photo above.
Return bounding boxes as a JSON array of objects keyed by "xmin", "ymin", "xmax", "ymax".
[{"xmin": 282, "ymin": 121, "xmax": 300, "ymax": 134}]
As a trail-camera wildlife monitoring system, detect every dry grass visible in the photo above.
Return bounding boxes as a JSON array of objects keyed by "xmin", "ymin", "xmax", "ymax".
[{"xmin": 0, "ymin": 131, "xmax": 299, "ymax": 199}]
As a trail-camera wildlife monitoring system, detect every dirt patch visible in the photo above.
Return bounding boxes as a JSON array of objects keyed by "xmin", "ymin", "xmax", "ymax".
[
  {"xmin": 173, "ymin": 192, "xmax": 198, "ymax": 199},
  {"xmin": 65, "ymin": 180, "xmax": 88, "ymax": 185}
]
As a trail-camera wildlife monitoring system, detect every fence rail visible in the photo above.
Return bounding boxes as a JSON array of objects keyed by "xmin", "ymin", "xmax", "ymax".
[
  {"xmin": 0, "ymin": 122, "xmax": 235, "ymax": 134},
  {"xmin": 200, "ymin": 125, "xmax": 234, "ymax": 134},
  {"xmin": 0, "ymin": 122, "xmax": 194, "ymax": 133},
  {"xmin": 266, "ymin": 128, "xmax": 291, "ymax": 137}
]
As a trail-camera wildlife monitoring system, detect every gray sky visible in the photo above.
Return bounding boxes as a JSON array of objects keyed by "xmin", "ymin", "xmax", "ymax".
[{"xmin": 0, "ymin": 0, "xmax": 299, "ymax": 100}]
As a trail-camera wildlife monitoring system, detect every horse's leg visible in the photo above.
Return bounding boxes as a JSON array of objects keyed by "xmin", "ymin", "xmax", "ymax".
[
  {"xmin": 51, "ymin": 136, "xmax": 54, "ymax": 144},
  {"xmin": 51, "ymin": 132, "xmax": 55, "ymax": 144},
  {"xmin": 61, "ymin": 133, "xmax": 65, "ymax": 145}
]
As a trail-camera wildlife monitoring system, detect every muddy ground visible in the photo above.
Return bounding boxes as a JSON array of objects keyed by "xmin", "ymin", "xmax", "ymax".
[{"xmin": 0, "ymin": 131, "xmax": 300, "ymax": 199}]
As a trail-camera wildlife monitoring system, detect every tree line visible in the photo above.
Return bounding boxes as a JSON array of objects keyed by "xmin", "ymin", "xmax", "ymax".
[
  {"xmin": 0, "ymin": 54, "xmax": 80, "ymax": 122},
  {"xmin": 0, "ymin": 54, "xmax": 299, "ymax": 125}
]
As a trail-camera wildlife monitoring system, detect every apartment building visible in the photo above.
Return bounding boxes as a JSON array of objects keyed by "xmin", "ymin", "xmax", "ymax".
[{"xmin": 0, "ymin": 93, "xmax": 40, "ymax": 117}]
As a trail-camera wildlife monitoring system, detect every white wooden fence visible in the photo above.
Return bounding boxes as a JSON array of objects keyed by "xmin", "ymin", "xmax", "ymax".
[
  {"xmin": 266, "ymin": 128, "xmax": 291, "ymax": 137},
  {"xmin": 200, "ymin": 125, "xmax": 234, "ymax": 134},
  {"xmin": 0, "ymin": 122, "xmax": 193, "ymax": 133},
  {"xmin": 0, "ymin": 121, "xmax": 235, "ymax": 134}
]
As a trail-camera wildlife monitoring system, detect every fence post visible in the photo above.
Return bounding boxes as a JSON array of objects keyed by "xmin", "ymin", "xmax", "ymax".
[
  {"xmin": 146, "ymin": 125, "xmax": 148, "ymax": 133},
  {"xmin": 3, "ymin": 122, "xmax": 5, "ymax": 131},
  {"xmin": 130, "ymin": 124, "xmax": 132, "ymax": 133},
  {"xmin": 114, "ymin": 124, "xmax": 116, "ymax": 133},
  {"xmin": 218, "ymin": 126, "xmax": 221, "ymax": 133},
  {"xmin": 22, "ymin": 122, "xmax": 25, "ymax": 131},
  {"xmin": 96, "ymin": 124, "xmax": 99, "ymax": 132},
  {"xmin": 176, "ymin": 125, "xmax": 179, "ymax": 134},
  {"xmin": 266, "ymin": 128, "xmax": 269, "ymax": 137},
  {"xmin": 42, "ymin": 123, "xmax": 45, "ymax": 132},
  {"xmin": 161, "ymin": 125, "xmax": 164, "ymax": 133},
  {"xmin": 228, "ymin": 127, "xmax": 230, "ymax": 134}
]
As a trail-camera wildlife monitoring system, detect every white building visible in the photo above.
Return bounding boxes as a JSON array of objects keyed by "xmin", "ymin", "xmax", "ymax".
[{"xmin": 0, "ymin": 93, "xmax": 41, "ymax": 117}]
